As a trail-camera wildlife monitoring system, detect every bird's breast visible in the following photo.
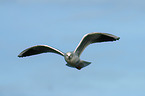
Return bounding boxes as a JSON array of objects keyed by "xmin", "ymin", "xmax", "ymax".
[{"xmin": 65, "ymin": 55, "xmax": 80, "ymax": 66}]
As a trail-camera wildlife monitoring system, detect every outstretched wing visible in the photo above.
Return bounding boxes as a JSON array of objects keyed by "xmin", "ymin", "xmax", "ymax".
[
  {"xmin": 74, "ymin": 32, "xmax": 120, "ymax": 57},
  {"xmin": 18, "ymin": 45, "xmax": 65, "ymax": 57}
]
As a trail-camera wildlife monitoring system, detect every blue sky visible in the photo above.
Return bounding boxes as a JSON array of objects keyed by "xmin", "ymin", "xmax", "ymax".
[{"xmin": 0, "ymin": 0, "xmax": 145, "ymax": 96}]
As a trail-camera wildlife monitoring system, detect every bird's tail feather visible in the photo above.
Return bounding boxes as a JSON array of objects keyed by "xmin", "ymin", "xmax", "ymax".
[{"xmin": 76, "ymin": 60, "xmax": 91, "ymax": 70}]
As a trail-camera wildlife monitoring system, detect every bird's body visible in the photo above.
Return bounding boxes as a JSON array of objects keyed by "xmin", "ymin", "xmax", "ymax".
[
  {"xmin": 64, "ymin": 52, "xmax": 91, "ymax": 70},
  {"xmin": 65, "ymin": 52, "xmax": 80, "ymax": 66},
  {"xmin": 18, "ymin": 32, "xmax": 120, "ymax": 70}
]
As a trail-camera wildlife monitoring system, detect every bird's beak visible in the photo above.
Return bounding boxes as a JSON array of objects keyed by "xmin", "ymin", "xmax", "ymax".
[{"xmin": 68, "ymin": 56, "xmax": 71, "ymax": 60}]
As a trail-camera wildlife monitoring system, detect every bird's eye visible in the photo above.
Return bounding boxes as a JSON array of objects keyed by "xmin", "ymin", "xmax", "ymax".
[
  {"xmin": 69, "ymin": 55, "xmax": 72, "ymax": 59},
  {"xmin": 66, "ymin": 55, "xmax": 69, "ymax": 58}
]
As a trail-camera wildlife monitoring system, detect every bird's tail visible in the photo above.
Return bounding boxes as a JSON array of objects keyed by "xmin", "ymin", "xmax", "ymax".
[{"xmin": 76, "ymin": 60, "xmax": 91, "ymax": 70}]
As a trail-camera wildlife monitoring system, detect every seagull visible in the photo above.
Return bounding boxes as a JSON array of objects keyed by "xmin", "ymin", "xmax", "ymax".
[{"xmin": 18, "ymin": 32, "xmax": 120, "ymax": 70}]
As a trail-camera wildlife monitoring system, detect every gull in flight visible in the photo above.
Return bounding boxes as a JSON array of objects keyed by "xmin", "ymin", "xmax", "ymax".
[{"xmin": 18, "ymin": 32, "xmax": 120, "ymax": 70}]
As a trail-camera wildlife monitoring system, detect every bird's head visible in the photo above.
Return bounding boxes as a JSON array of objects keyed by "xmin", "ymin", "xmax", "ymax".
[{"xmin": 65, "ymin": 52, "xmax": 73, "ymax": 61}]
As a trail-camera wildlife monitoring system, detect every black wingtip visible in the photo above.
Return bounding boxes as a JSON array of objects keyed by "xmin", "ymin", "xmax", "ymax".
[
  {"xmin": 18, "ymin": 54, "xmax": 23, "ymax": 58},
  {"xmin": 18, "ymin": 55, "xmax": 22, "ymax": 58},
  {"xmin": 117, "ymin": 37, "xmax": 120, "ymax": 40}
]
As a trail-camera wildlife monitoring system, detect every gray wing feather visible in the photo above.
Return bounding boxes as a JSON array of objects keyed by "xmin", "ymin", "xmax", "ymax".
[
  {"xmin": 74, "ymin": 32, "xmax": 120, "ymax": 57},
  {"xmin": 18, "ymin": 45, "xmax": 65, "ymax": 57}
]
